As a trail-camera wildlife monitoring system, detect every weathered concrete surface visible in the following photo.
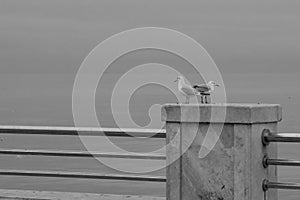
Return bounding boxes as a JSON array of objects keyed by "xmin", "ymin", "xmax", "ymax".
[
  {"xmin": 162, "ymin": 104, "xmax": 281, "ymax": 200},
  {"xmin": 162, "ymin": 103, "xmax": 282, "ymax": 124},
  {"xmin": 0, "ymin": 189, "xmax": 166, "ymax": 200},
  {"xmin": 166, "ymin": 122, "xmax": 181, "ymax": 200}
]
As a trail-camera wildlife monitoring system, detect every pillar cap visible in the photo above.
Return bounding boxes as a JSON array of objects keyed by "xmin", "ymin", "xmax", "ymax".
[{"xmin": 161, "ymin": 103, "xmax": 282, "ymax": 124}]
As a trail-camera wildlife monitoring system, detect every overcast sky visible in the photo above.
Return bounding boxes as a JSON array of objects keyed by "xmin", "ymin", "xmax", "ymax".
[{"xmin": 0, "ymin": 0, "xmax": 300, "ymax": 74}]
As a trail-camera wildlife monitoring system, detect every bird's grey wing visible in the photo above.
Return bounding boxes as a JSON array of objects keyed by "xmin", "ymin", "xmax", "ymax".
[
  {"xmin": 193, "ymin": 85, "xmax": 209, "ymax": 92},
  {"xmin": 181, "ymin": 86, "xmax": 196, "ymax": 95}
]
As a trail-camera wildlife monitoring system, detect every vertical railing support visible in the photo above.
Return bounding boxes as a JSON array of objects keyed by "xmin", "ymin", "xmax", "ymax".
[{"xmin": 162, "ymin": 104, "xmax": 282, "ymax": 200}]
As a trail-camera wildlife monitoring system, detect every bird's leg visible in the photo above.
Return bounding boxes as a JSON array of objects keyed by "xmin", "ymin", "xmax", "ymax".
[
  {"xmin": 200, "ymin": 96, "xmax": 204, "ymax": 104},
  {"xmin": 205, "ymin": 96, "xmax": 208, "ymax": 104}
]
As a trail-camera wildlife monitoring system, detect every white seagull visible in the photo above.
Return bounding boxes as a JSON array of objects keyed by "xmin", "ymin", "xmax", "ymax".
[
  {"xmin": 193, "ymin": 81, "xmax": 220, "ymax": 103},
  {"xmin": 174, "ymin": 76, "xmax": 200, "ymax": 104}
]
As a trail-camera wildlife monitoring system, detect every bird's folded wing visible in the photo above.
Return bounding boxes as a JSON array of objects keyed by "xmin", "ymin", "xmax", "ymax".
[
  {"xmin": 193, "ymin": 85, "xmax": 209, "ymax": 92},
  {"xmin": 181, "ymin": 86, "xmax": 196, "ymax": 95}
]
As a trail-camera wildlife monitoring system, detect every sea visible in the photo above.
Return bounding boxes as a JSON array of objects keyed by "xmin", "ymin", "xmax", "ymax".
[{"xmin": 0, "ymin": 73, "xmax": 299, "ymax": 199}]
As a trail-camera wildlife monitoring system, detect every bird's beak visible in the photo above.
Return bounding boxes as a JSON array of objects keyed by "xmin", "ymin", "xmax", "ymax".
[
  {"xmin": 215, "ymin": 84, "xmax": 220, "ymax": 87},
  {"xmin": 174, "ymin": 79, "xmax": 178, "ymax": 82}
]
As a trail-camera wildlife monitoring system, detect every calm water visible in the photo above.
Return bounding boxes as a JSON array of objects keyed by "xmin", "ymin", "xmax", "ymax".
[{"xmin": 0, "ymin": 73, "xmax": 299, "ymax": 199}]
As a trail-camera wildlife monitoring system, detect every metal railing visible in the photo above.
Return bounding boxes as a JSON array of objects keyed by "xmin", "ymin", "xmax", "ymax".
[
  {"xmin": 0, "ymin": 169, "xmax": 166, "ymax": 182},
  {"xmin": 0, "ymin": 125, "xmax": 167, "ymax": 183},
  {"xmin": 263, "ymin": 180, "xmax": 300, "ymax": 191},
  {"xmin": 0, "ymin": 125, "xmax": 166, "ymax": 138},
  {"xmin": 262, "ymin": 129, "xmax": 300, "ymax": 191},
  {"xmin": 262, "ymin": 129, "xmax": 300, "ymax": 145},
  {"xmin": 0, "ymin": 148, "xmax": 166, "ymax": 160}
]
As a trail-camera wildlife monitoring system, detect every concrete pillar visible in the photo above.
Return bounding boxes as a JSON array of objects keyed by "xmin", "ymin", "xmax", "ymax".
[{"xmin": 162, "ymin": 104, "xmax": 282, "ymax": 200}]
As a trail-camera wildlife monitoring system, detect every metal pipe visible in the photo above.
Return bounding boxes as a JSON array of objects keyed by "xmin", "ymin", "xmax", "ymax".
[
  {"xmin": 263, "ymin": 180, "xmax": 300, "ymax": 191},
  {"xmin": 262, "ymin": 129, "xmax": 300, "ymax": 145},
  {"xmin": 0, "ymin": 125, "xmax": 166, "ymax": 138},
  {"xmin": 0, "ymin": 148, "xmax": 166, "ymax": 160},
  {"xmin": 0, "ymin": 169, "xmax": 166, "ymax": 182},
  {"xmin": 263, "ymin": 157, "xmax": 300, "ymax": 167}
]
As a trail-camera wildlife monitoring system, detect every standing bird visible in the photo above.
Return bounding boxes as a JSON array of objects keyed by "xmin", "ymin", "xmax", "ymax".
[
  {"xmin": 174, "ymin": 76, "xmax": 200, "ymax": 104},
  {"xmin": 193, "ymin": 81, "xmax": 220, "ymax": 104}
]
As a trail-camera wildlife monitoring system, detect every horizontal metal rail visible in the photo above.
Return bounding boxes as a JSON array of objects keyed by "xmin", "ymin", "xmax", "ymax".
[
  {"xmin": 0, "ymin": 169, "xmax": 166, "ymax": 182},
  {"xmin": 0, "ymin": 148, "xmax": 166, "ymax": 160},
  {"xmin": 262, "ymin": 129, "xmax": 300, "ymax": 145},
  {"xmin": 0, "ymin": 125, "xmax": 166, "ymax": 138},
  {"xmin": 263, "ymin": 156, "xmax": 300, "ymax": 167},
  {"xmin": 263, "ymin": 180, "xmax": 300, "ymax": 191},
  {"xmin": 0, "ymin": 189, "xmax": 166, "ymax": 200}
]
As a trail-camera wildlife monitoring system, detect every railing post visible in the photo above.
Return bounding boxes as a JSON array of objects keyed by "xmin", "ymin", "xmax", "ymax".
[{"xmin": 162, "ymin": 104, "xmax": 282, "ymax": 200}]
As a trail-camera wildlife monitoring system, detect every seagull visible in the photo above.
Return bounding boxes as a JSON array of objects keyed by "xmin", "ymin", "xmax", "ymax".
[
  {"xmin": 193, "ymin": 81, "xmax": 220, "ymax": 104},
  {"xmin": 174, "ymin": 76, "xmax": 200, "ymax": 104}
]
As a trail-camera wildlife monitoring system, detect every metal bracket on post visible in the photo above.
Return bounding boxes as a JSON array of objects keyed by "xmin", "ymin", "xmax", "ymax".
[
  {"xmin": 262, "ymin": 129, "xmax": 271, "ymax": 146},
  {"xmin": 262, "ymin": 155, "xmax": 269, "ymax": 168},
  {"xmin": 262, "ymin": 179, "xmax": 269, "ymax": 192}
]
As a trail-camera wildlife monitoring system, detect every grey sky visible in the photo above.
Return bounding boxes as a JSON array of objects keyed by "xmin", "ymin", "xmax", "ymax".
[{"xmin": 0, "ymin": 0, "xmax": 300, "ymax": 74}]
